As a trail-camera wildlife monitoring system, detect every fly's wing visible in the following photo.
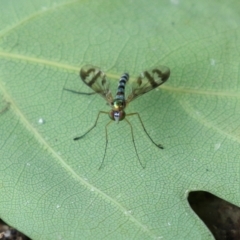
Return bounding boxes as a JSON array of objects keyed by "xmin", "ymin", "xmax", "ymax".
[
  {"xmin": 80, "ymin": 65, "xmax": 113, "ymax": 104},
  {"xmin": 126, "ymin": 66, "xmax": 170, "ymax": 104}
]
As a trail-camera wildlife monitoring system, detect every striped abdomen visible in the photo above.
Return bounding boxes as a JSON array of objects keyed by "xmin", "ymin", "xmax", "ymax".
[{"xmin": 115, "ymin": 73, "xmax": 129, "ymax": 100}]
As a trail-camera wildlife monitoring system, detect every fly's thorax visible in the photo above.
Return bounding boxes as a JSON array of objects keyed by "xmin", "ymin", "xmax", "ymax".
[
  {"xmin": 112, "ymin": 99, "xmax": 126, "ymax": 111},
  {"xmin": 109, "ymin": 110, "xmax": 125, "ymax": 122}
]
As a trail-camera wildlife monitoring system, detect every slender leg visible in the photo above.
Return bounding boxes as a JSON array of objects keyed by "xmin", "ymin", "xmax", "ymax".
[
  {"xmin": 98, "ymin": 120, "xmax": 113, "ymax": 170},
  {"xmin": 74, "ymin": 111, "xmax": 109, "ymax": 140},
  {"xmin": 63, "ymin": 88, "xmax": 95, "ymax": 95},
  {"xmin": 126, "ymin": 112, "xmax": 164, "ymax": 149},
  {"xmin": 125, "ymin": 118, "xmax": 146, "ymax": 169}
]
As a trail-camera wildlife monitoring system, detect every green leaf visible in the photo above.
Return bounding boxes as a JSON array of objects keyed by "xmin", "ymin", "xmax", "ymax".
[{"xmin": 0, "ymin": 0, "xmax": 239, "ymax": 239}]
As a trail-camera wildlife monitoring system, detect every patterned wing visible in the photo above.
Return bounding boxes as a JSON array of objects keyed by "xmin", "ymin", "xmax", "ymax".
[
  {"xmin": 80, "ymin": 65, "xmax": 113, "ymax": 104},
  {"xmin": 126, "ymin": 66, "xmax": 170, "ymax": 104}
]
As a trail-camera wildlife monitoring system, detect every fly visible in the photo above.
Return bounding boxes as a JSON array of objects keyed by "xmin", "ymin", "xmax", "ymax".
[{"xmin": 64, "ymin": 65, "xmax": 170, "ymax": 169}]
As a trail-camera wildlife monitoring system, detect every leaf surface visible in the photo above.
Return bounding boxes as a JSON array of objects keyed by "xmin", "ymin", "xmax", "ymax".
[{"xmin": 0, "ymin": 0, "xmax": 239, "ymax": 239}]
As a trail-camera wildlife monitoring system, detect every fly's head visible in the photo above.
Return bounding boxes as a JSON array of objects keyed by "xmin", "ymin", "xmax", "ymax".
[
  {"xmin": 109, "ymin": 99, "xmax": 126, "ymax": 122},
  {"xmin": 109, "ymin": 110, "xmax": 125, "ymax": 123}
]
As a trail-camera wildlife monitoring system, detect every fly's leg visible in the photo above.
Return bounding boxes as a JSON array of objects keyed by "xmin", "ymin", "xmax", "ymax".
[
  {"xmin": 125, "ymin": 118, "xmax": 146, "ymax": 169},
  {"xmin": 98, "ymin": 120, "xmax": 113, "ymax": 170},
  {"xmin": 126, "ymin": 112, "xmax": 164, "ymax": 149},
  {"xmin": 63, "ymin": 88, "xmax": 95, "ymax": 95},
  {"xmin": 74, "ymin": 111, "xmax": 108, "ymax": 140}
]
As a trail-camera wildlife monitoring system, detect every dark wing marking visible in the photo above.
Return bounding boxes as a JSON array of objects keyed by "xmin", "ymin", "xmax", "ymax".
[
  {"xmin": 126, "ymin": 66, "xmax": 170, "ymax": 104},
  {"xmin": 80, "ymin": 65, "xmax": 113, "ymax": 104}
]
